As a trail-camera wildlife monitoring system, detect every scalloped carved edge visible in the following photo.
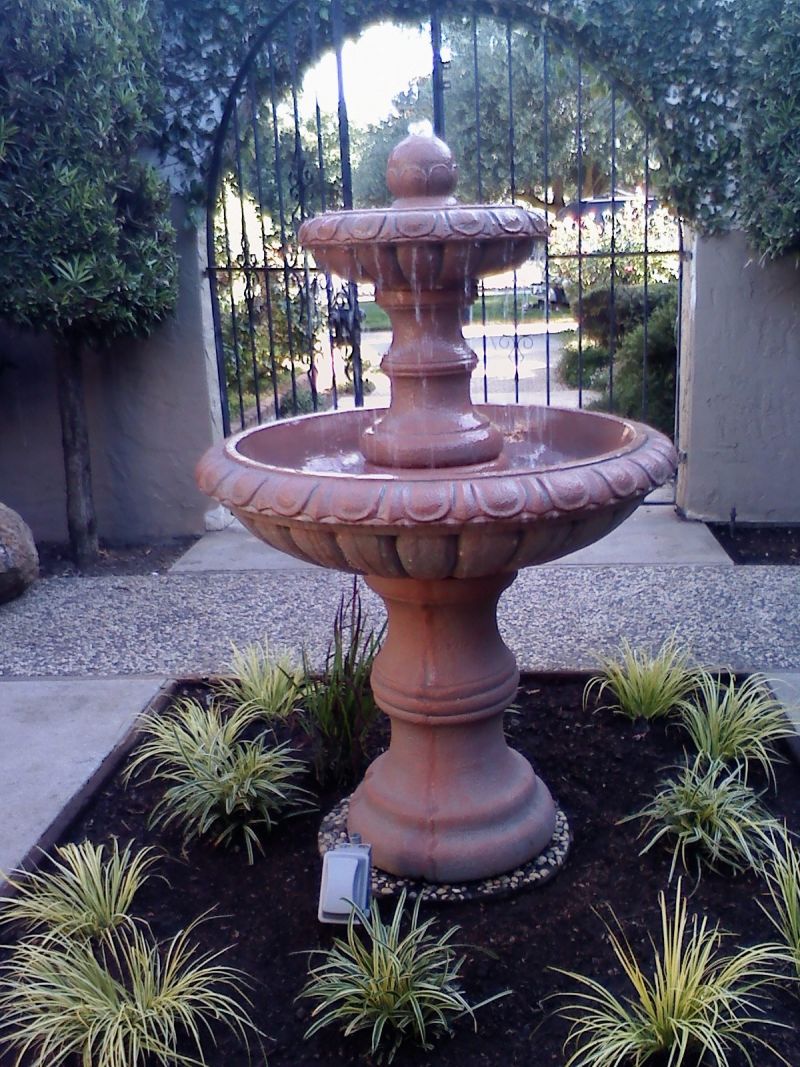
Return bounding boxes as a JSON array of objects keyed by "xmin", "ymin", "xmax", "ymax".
[
  {"xmin": 196, "ymin": 424, "xmax": 678, "ymax": 531},
  {"xmin": 298, "ymin": 204, "xmax": 548, "ymax": 247}
]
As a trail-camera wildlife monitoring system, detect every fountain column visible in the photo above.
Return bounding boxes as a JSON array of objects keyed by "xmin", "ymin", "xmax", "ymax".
[{"xmin": 348, "ymin": 573, "xmax": 556, "ymax": 882}]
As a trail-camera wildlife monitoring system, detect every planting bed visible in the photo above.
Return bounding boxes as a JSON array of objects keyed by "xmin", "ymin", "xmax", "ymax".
[{"xmin": 3, "ymin": 676, "xmax": 799, "ymax": 1067}]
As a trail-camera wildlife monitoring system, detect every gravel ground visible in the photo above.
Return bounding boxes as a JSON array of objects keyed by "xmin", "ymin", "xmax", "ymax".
[{"xmin": 2, "ymin": 564, "xmax": 798, "ymax": 678}]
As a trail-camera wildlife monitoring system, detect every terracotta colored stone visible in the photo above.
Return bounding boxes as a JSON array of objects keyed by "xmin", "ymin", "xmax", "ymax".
[
  {"xmin": 197, "ymin": 134, "xmax": 678, "ymax": 882},
  {"xmin": 0, "ymin": 503, "xmax": 39, "ymax": 603}
]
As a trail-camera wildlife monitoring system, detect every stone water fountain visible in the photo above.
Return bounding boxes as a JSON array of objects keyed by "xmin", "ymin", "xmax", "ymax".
[{"xmin": 197, "ymin": 134, "xmax": 677, "ymax": 885}]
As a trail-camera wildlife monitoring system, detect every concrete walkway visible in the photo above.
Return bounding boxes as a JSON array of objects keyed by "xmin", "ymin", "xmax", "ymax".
[{"xmin": 1, "ymin": 505, "xmax": 798, "ymax": 876}]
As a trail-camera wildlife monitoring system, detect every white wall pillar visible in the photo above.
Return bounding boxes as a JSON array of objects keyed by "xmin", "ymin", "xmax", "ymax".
[{"xmin": 677, "ymin": 229, "xmax": 800, "ymax": 523}]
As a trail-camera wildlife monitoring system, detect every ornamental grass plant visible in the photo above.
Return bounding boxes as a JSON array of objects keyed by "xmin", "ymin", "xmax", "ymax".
[
  {"xmin": 300, "ymin": 581, "xmax": 384, "ymax": 787},
  {"xmin": 215, "ymin": 637, "xmax": 304, "ymax": 722},
  {"xmin": 0, "ymin": 918, "xmax": 254, "ymax": 1067},
  {"xmin": 760, "ymin": 826, "xmax": 800, "ymax": 981},
  {"xmin": 631, "ymin": 757, "xmax": 780, "ymax": 880},
  {"xmin": 300, "ymin": 891, "xmax": 505, "ymax": 1063},
  {"xmin": 0, "ymin": 839, "xmax": 156, "ymax": 943},
  {"xmin": 676, "ymin": 672, "xmax": 793, "ymax": 785},
  {"xmin": 125, "ymin": 697, "xmax": 314, "ymax": 863},
  {"xmin": 584, "ymin": 635, "xmax": 699, "ymax": 722},
  {"xmin": 556, "ymin": 881, "xmax": 786, "ymax": 1067}
]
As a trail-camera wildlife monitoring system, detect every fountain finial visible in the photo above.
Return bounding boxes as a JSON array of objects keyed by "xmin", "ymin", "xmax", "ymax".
[{"xmin": 386, "ymin": 133, "xmax": 458, "ymax": 206}]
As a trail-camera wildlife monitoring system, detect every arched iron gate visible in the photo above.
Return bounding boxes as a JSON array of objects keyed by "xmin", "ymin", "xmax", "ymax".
[{"xmin": 206, "ymin": 0, "xmax": 684, "ymax": 453}]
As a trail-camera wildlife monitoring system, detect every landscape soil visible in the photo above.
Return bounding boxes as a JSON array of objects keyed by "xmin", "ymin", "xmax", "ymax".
[
  {"xmin": 4, "ymin": 677, "xmax": 799, "ymax": 1067},
  {"xmin": 708, "ymin": 524, "xmax": 800, "ymax": 565}
]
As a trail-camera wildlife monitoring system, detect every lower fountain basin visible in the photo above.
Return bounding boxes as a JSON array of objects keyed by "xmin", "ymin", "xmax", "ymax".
[{"xmin": 197, "ymin": 405, "xmax": 677, "ymax": 580}]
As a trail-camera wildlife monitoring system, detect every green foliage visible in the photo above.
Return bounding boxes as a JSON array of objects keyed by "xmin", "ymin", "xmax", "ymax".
[
  {"xmin": 559, "ymin": 283, "xmax": 678, "ymax": 429},
  {"xmin": 631, "ymin": 757, "xmax": 780, "ymax": 881},
  {"xmin": 760, "ymin": 827, "xmax": 800, "ymax": 981},
  {"xmin": 125, "ymin": 698, "xmax": 314, "ymax": 863},
  {"xmin": 216, "ymin": 637, "xmax": 304, "ymax": 721},
  {"xmin": 0, "ymin": 840, "xmax": 156, "ymax": 943},
  {"xmin": 738, "ymin": 0, "xmax": 800, "ymax": 258},
  {"xmin": 676, "ymin": 673, "xmax": 793, "ymax": 786},
  {"xmin": 0, "ymin": 0, "xmax": 177, "ymax": 343},
  {"xmin": 584, "ymin": 635, "xmax": 698, "ymax": 722},
  {"xmin": 556, "ymin": 881, "xmax": 786, "ymax": 1067},
  {"xmin": 0, "ymin": 918, "xmax": 254, "ymax": 1067},
  {"xmin": 301, "ymin": 582, "xmax": 384, "ymax": 787},
  {"xmin": 300, "ymin": 890, "xmax": 504, "ymax": 1062}
]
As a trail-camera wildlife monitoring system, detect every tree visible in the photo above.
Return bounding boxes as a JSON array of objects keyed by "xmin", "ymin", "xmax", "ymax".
[
  {"xmin": 352, "ymin": 20, "xmax": 649, "ymax": 211},
  {"xmin": 0, "ymin": 0, "xmax": 177, "ymax": 566}
]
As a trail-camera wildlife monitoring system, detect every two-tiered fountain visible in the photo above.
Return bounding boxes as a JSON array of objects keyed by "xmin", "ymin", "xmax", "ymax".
[{"xmin": 198, "ymin": 135, "xmax": 677, "ymax": 886}]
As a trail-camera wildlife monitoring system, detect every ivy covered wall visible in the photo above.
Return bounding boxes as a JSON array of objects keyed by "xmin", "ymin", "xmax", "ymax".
[{"xmin": 154, "ymin": 0, "xmax": 800, "ymax": 259}]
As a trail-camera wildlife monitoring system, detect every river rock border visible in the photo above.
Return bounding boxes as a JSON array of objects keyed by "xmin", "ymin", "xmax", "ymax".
[{"xmin": 318, "ymin": 797, "xmax": 571, "ymax": 902}]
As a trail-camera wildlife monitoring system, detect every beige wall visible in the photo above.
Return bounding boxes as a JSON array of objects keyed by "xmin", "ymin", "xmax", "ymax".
[
  {"xmin": 0, "ymin": 203, "xmax": 222, "ymax": 544},
  {"xmin": 677, "ymin": 229, "xmax": 800, "ymax": 524}
]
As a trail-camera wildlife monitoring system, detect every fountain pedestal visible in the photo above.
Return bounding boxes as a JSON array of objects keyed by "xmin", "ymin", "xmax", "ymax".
[{"xmin": 349, "ymin": 573, "xmax": 555, "ymax": 882}]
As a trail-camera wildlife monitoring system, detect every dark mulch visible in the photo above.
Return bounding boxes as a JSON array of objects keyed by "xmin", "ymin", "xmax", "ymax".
[
  {"xmin": 708, "ymin": 524, "xmax": 800, "ymax": 565},
  {"xmin": 3, "ymin": 676, "xmax": 799, "ymax": 1067},
  {"xmin": 35, "ymin": 537, "xmax": 199, "ymax": 578}
]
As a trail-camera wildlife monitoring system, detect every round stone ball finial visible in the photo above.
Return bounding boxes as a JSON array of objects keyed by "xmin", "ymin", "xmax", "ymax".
[{"xmin": 386, "ymin": 133, "xmax": 458, "ymax": 204}]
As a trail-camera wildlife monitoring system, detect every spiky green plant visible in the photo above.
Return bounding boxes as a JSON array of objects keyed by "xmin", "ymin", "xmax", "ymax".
[
  {"xmin": 0, "ymin": 839, "xmax": 156, "ymax": 943},
  {"xmin": 676, "ymin": 672, "xmax": 793, "ymax": 785},
  {"xmin": 630, "ymin": 757, "xmax": 780, "ymax": 880},
  {"xmin": 0, "ymin": 918, "xmax": 254, "ymax": 1067},
  {"xmin": 300, "ymin": 891, "xmax": 505, "ymax": 1063},
  {"xmin": 556, "ymin": 881, "xmax": 786, "ymax": 1067},
  {"xmin": 584, "ymin": 635, "xmax": 699, "ymax": 721},
  {"xmin": 125, "ymin": 698, "xmax": 314, "ymax": 863},
  {"xmin": 301, "ymin": 580, "xmax": 384, "ymax": 787},
  {"xmin": 215, "ymin": 637, "xmax": 304, "ymax": 721},
  {"xmin": 760, "ymin": 826, "xmax": 800, "ymax": 980}
]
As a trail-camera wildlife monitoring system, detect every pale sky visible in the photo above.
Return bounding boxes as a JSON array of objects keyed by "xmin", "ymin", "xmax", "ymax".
[{"xmin": 300, "ymin": 22, "xmax": 433, "ymax": 130}]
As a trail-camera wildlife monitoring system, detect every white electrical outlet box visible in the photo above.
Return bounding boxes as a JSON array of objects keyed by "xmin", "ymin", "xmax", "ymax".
[{"xmin": 318, "ymin": 839, "xmax": 372, "ymax": 924}]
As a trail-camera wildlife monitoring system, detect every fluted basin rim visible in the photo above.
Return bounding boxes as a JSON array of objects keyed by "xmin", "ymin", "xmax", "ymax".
[{"xmin": 197, "ymin": 406, "xmax": 677, "ymax": 530}]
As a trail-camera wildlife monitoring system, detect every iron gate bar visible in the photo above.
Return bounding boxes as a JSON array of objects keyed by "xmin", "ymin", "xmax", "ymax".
[
  {"xmin": 576, "ymin": 51, "xmax": 584, "ymax": 409},
  {"xmin": 543, "ymin": 25, "xmax": 551, "ymax": 406},
  {"xmin": 505, "ymin": 19, "xmax": 521, "ymax": 404},
  {"xmin": 471, "ymin": 13, "xmax": 490, "ymax": 403},
  {"xmin": 608, "ymin": 85, "xmax": 618, "ymax": 411},
  {"xmin": 431, "ymin": 5, "xmax": 446, "ymax": 139},
  {"xmin": 231, "ymin": 98, "xmax": 264, "ymax": 425},
  {"xmin": 268, "ymin": 41, "xmax": 300, "ymax": 416},
  {"xmin": 220, "ymin": 189, "xmax": 246, "ymax": 429},
  {"xmin": 331, "ymin": 0, "xmax": 364, "ymax": 407},
  {"xmin": 642, "ymin": 126, "xmax": 650, "ymax": 420},
  {"xmin": 247, "ymin": 73, "xmax": 281, "ymax": 421}
]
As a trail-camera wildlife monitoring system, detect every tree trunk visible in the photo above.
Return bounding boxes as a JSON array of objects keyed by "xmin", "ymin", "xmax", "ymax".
[{"xmin": 54, "ymin": 337, "xmax": 98, "ymax": 568}]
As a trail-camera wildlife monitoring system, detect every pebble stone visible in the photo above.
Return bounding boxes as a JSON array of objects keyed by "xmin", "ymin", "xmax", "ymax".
[{"xmin": 318, "ymin": 797, "xmax": 571, "ymax": 903}]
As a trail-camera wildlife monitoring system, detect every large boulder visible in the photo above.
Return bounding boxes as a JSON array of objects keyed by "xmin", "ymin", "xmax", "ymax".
[{"xmin": 0, "ymin": 503, "xmax": 39, "ymax": 603}]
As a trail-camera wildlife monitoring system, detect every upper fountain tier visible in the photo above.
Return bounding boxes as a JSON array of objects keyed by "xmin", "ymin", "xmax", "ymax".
[
  {"xmin": 299, "ymin": 134, "xmax": 547, "ymax": 293},
  {"xmin": 299, "ymin": 134, "xmax": 548, "ymax": 469}
]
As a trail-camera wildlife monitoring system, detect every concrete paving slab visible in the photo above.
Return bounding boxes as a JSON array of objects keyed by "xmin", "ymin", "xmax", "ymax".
[
  {"xmin": 173, "ymin": 506, "xmax": 730, "ymax": 573},
  {"xmin": 171, "ymin": 521, "xmax": 318, "ymax": 573},
  {"xmin": 0, "ymin": 676, "xmax": 164, "ymax": 876},
  {"xmin": 769, "ymin": 673, "xmax": 800, "ymax": 732},
  {"xmin": 546, "ymin": 506, "xmax": 733, "ymax": 566}
]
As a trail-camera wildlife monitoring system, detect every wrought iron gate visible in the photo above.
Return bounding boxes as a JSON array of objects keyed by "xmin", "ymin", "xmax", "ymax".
[{"xmin": 206, "ymin": 0, "xmax": 684, "ymax": 453}]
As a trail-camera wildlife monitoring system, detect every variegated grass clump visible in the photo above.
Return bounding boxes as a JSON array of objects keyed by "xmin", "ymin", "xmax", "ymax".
[
  {"xmin": 584, "ymin": 635, "xmax": 699, "ymax": 721},
  {"xmin": 676, "ymin": 672, "xmax": 793, "ymax": 784},
  {"xmin": 760, "ymin": 826, "xmax": 800, "ymax": 981},
  {"xmin": 0, "ymin": 839, "xmax": 156, "ymax": 943},
  {"xmin": 630, "ymin": 757, "xmax": 780, "ymax": 880},
  {"xmin": 125, "ymin": 697, "xmax": 314, "ymax": 863},
  {"xmin": 0, "ymin": 918, "xmax": 253, "ymax": 1067},
  {"xmin": 216, "ymin": 637, "xmax": 304, "ymax": 721},
  {"xmin": 300, "ymin": 891, "xmax": 505, "ymax": 1063},
  {"xmin": 557, "ymin": 881, "xmax": 786, "ymax": 1067}
]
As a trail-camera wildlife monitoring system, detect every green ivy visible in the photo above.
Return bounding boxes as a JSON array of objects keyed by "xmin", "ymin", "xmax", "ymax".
[{"xmin": 155, "ymin": 0, "xmax": 796, "ymax": 257}]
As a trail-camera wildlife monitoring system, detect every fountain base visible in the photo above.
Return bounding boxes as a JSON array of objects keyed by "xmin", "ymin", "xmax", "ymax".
[{"xmin": 347, "ymin": 573, "xmax": 557, "ymax": 882}]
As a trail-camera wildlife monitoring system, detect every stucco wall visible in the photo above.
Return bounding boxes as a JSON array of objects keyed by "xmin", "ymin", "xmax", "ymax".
[
  {"xmin": 677, "ymin": 229, "xmax": 800, "ymax": 524},
  {"xmin": 0, "ymin": 203, "xmax": 222, "ymax": 544}
]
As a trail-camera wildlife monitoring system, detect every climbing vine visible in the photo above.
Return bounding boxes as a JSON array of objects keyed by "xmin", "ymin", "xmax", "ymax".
[{"xmin": 155, "ymin": 0, "xmax": 797, "ymax": 256}]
